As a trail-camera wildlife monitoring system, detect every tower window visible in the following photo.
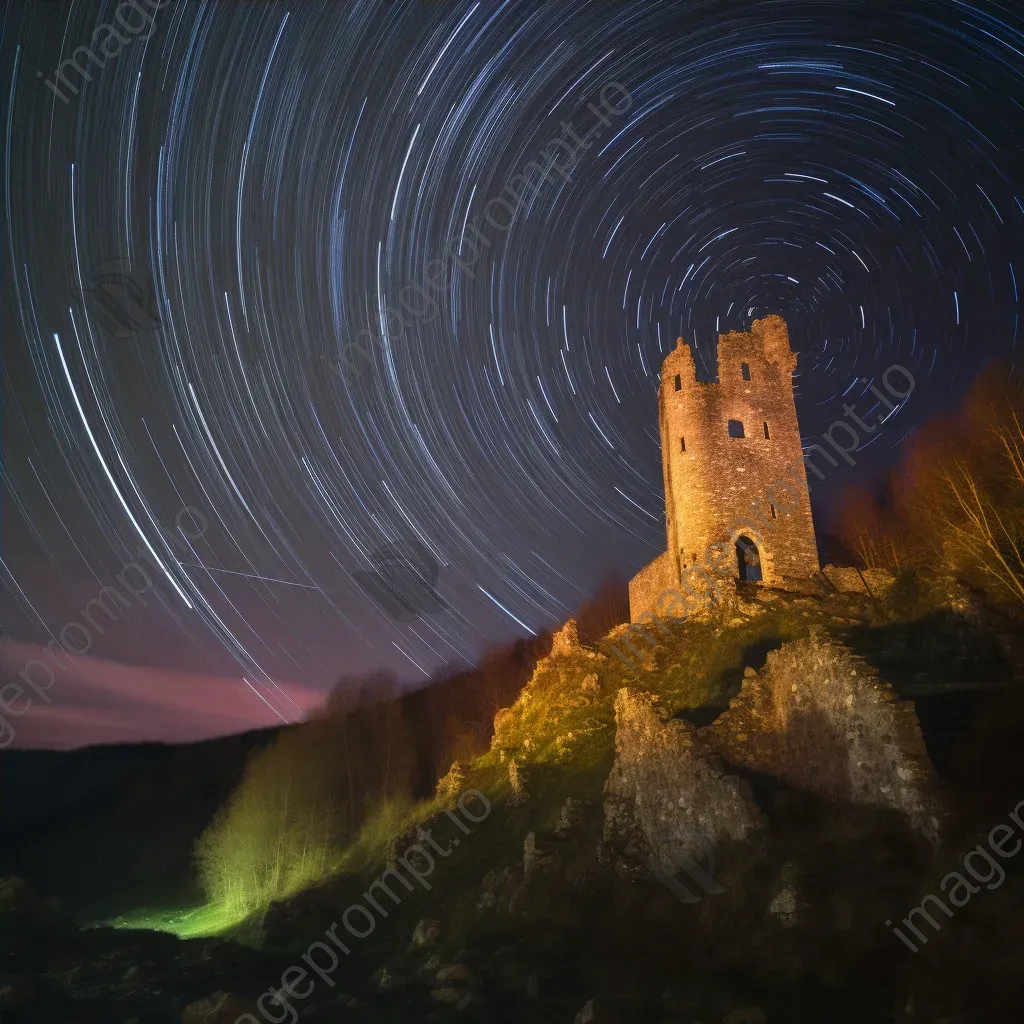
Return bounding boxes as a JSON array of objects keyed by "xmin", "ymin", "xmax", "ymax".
[
  {"xmin": 763, "ymin": 421, "xmax": 770, "ymax": 439},
  {"xmin": 728, "ymin": 419, "xmax": 745, "ymax": 438},
  {"xmin": 674, "ymin": 374, "xmax": 681, "ymax": 391},
  {"xmin": 770, "ymin": 503, "xmax": 777, "ymax": 519},
  {"xmin": 680, "ymin": 436, "xmax": 686, "ymax": 452},
  {"xmin": 741, "ymin": 362, "xmax": 751, "ymax": 381}
]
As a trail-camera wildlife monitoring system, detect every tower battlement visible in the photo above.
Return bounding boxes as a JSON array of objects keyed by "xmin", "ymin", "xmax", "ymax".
[{"xmin": 629, "ymin": 315, "xmax": 819, "ymax": 621}]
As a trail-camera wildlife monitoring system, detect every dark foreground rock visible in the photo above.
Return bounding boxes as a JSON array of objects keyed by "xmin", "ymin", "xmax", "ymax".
[
  {"xmin": 6, "ymin": 601, "xmax": 1024, "ymax": 1022},
  {"xmin": 5, "ymin": 756, "xmax": 1024, "ymax": 1024}
]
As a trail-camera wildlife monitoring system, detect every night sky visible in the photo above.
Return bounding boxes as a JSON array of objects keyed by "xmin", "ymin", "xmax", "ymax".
[{"xmin": 2, "ymin": 0, "xmax": 1022, "ymax": 748}]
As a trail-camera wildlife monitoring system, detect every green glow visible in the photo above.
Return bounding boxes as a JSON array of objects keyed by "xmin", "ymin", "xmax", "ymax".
[
  {"xmin": 108, "ymin": 796, "xmax": 444, "ymax": 940},
  {"xmin": 108, "ymin": 901, "xmax": 250, "ymax": 939}
]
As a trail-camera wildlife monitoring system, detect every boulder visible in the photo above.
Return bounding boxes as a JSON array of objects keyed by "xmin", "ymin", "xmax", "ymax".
[
  {"xmin": 436, "ymin": 963, "xmax": 471, "ymax": 985},
  {"xmin": 374, "ymin": 965, "xmax": 405, "ymax": 991},
  {"xmin": 181, "ymin": 991, "xmax": 259, "ymax": 1024},
  {"xmin": 412, "ymin": 917, "xmax": 440, "ymax": 948},
  {"xmin": 573, "ymin": 997, "xmax": 596, "ymax": 1023},
  {"xmin": 551, "ymin": 618, "xmax": 581, "ymax": 656}
]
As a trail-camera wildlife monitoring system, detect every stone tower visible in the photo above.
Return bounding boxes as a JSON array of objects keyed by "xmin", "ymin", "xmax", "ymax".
[{"xmin": 629, "ymin": 314, "xmax": 819, "ymax": 621}]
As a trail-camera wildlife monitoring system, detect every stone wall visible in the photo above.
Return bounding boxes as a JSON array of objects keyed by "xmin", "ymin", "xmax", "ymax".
[
  {"xmin": 661, "ymin": 315, "xmax": 819, "ymax": 588},
  {"xmin": 702, "ymin": 635, "xmax": 939, "ymax": 839},
  {"xmin": 627, "ymin": 551, "xmax": 676, "ymax": 622},
  {"xmin": 602, "ymin": 688, "xmax": 765, "ymax": 876}
]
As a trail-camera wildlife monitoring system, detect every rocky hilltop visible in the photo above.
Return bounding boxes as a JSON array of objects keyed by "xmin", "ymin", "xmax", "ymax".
[{"xmin": 5, "ymin": 573, "xmax": 1024, "ymax": 1022}]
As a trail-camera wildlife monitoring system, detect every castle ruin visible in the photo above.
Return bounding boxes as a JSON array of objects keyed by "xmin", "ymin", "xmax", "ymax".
[{"xmin": 629, "ymin": 314, "xmax": 819, "ymax": 621}]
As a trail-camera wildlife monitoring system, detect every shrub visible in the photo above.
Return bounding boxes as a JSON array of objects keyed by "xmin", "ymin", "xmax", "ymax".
[
  {"xmin": 194, "ymin": 724, "xmax": 347, "ymax": 924},
  {"xmin": 194, "ymin": 677, "xmax": 415, "ymax": 924}
]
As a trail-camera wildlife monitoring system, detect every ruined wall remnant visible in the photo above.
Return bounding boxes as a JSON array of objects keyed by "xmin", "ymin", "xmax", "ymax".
[
  {"xmin": 602, "ymin": 688, "xmax": 765, "ymax": 877},
  {"xmin": 630, "ymin": 315, "xmax": 820, "ymax": 622},
  {"xmin": 627, "ymin": 551, "xmax": 677, "ymax": 629},
  {"xmin": 550, "ymin": 617, "xmax": 581, "ymax": 657},
  {"xmin": 702, "ymin": 635, "xmax": 940, "ymax": 839}
]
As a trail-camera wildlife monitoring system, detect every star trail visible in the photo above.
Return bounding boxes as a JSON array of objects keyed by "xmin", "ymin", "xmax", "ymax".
[{"xmin": 2, "ymin": 0, "xmax": 1023, "ymax": 739}]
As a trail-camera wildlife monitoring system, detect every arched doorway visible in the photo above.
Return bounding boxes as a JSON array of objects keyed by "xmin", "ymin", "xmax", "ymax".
[{"xmin": 735, "ymin": 536, "xmax": 762, "ymax": 582}]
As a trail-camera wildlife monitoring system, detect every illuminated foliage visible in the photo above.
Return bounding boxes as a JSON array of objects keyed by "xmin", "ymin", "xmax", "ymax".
[
  {"xmin": 193, "ymin": 723, "xmax": 348, "ymax": 925},
  {"xmin": 191, "ymin": 675, "xmax": 419, "ymax": 925},
  {"xmin": 840, "ymin": 365, "xmax": 1024, "ymax": 611}
]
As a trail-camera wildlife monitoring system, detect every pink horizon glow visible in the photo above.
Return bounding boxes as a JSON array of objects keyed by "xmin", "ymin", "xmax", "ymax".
[{"xmin": 0, "ymin": 641, "xmax": 327, "ymax": 750}]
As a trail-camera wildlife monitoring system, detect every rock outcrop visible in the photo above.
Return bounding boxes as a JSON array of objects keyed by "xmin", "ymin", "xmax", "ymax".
[
  {"xmin": 550, "ymin": 617, "xmax": 581, "ymax": 656},
  {"xmin": 702, "ymin": 634, "xmax": 939, "ymax": 839},
  {"xmin": 507, "ymin": 758, "xmax": 528, "ymax": 804},
  {"xmin": 434, "ymin": 759, "xmax": 467, "ymax": 801},
  {"xmin": 602, "ymin": 689, "xmax": 765, "ymax": 876},
  {"xmin": 412, "ymin": 918, "xmax": 439, "ymax": 948}
]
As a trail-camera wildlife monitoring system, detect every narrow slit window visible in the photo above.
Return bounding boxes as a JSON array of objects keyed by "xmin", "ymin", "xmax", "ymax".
[
  {"xmin": 741, "ymin": 362, "xmax": 751, "ymax": 381},
  {"xmin": 763, "ymin": 421, "xmax": 770, "ymax": 439},
  {"xmin": 770, "ymin": 503, "xmax": 777, "ymax": 519},
  {"xmin": 680, "ymin": 436, "xmax": 686, "ymax": 452},
  {"xmin": 674, "ymin": 373, "xmax": 682, "ymax": 391},
  {"xmin": 728, "ymin": 419, "xmax": 745, "ymax": 438}
]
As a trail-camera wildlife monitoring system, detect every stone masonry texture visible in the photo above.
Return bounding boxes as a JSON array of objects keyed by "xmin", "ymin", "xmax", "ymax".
[
  {"xmin": 701, "ymin": 634, "xmax": 940, "ymax": 840},
  {"xmin": 630, "ymin": 314, "xmax": 819, "ymax": 621},
  {"xmin": 602, "ymin": 688, "xmax": 766, "ymax": 877}
]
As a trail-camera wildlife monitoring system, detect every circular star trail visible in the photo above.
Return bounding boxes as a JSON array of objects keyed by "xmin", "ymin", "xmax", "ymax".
[{"xmin": 3, "ymin": 0, "xmax": 1023, "ymax": 722}]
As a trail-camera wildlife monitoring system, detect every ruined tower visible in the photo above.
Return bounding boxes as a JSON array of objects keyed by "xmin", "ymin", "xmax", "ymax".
[{"xmin": 629, "ymin": 314, "xmax": 819, "ymax": 622}]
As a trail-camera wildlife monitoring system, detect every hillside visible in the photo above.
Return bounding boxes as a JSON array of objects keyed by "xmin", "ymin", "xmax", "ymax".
[
  {"xmin": 5, "ymin": 570, "xmax": 1024, "ymax": 1022},
  {"xmin": 0, "ymin": 728, "xmax": 279, "ymax": 921},
  {"xmin": 0, "ymin": 632, "xmax": 550, "ymax": 926}
]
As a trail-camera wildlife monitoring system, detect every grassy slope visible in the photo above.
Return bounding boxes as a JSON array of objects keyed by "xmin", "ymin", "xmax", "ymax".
[{"xmin": 116, "ymin": 577, "xmax": 1014, "ymax": 946}]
